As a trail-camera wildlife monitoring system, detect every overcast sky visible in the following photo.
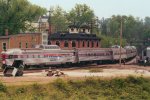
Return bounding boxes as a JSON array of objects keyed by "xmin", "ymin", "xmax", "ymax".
[{"xmin": 29, "ymin": 0, "xmax": 150, "ymax": 19}]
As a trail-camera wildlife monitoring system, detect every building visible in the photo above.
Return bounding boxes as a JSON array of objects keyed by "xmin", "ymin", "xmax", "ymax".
[
  {"xmin": 25, "ymin": 16, "xmax": 55, "ymax": 34},
  {"xmin": 49, "ymin": 25, "xmax": 101, "ymax": 49},
  {"xmin": 38, "ymin": 16, "xmax": 50, "ymax": 32},
  {"xmin": 0, "ymin": 32, "xmax": 48, "ymax": 52}
]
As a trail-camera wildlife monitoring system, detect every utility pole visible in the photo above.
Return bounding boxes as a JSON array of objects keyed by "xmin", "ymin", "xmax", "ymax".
[
  {"xmin": 96, "ymin": 16, "xmax": 99, "ymax": 34},
  {"xmin": 90, "ymin": 20, "xmax": 93, "ymax": 34},
  {"xmin": 48, "ymin": 10, "xmax": 52, "ymax": 34},
  {"xmin": 119, "ymin": 17, "xmax": 123, "ymax": 67},
  {"xmin": 39, "ymin": 16, "xmax": 42, "ymax": 32}
]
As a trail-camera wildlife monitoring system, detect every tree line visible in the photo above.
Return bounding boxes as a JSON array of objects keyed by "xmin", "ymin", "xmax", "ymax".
[{"xmin": 0, "ymin": 0, "xmax": 46, "ymax": 35}]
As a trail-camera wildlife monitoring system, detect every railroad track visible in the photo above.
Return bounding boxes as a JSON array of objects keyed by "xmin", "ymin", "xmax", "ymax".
[{"xmin": 0, "ymin": 57, "xmax": 141, "ymax": 74}]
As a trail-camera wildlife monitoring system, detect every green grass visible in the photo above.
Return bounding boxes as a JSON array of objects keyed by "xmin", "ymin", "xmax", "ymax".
[
  {"xmin": 1, "ymin": 76, "xmax": 150, "ymax": 100},
  {"xmin": 89, "ymin": 68, "xmax": 103, "ymax": 73}
]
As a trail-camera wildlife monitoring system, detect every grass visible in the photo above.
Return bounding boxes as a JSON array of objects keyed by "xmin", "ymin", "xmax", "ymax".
[
  {"xmin": 89, "ymin": 68, "xmax": 103, "ymax": 73},
  {"xmin": 1, "ymin": 76, "xmax": 150, "ymax": 99}
]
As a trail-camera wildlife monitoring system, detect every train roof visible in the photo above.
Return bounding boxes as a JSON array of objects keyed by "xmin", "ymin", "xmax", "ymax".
[
  {"xmin": 124, "ymin": 46, "xmax": 136, "ymax": 49},
  {"xmin": 35, "ymin": 44, "xmax": 61, "ymax": 50},
  {"xmin": 111, "ymin": 45, "xmax": 121, "ymax": 48},
  {"xmin": 2, "ymin": 48, "xmax": 22, "ymax": 54}
]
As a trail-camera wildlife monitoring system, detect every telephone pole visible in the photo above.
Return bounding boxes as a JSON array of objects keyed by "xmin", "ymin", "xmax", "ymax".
[{"xmin": 48, "ymin": 10, "xmax": 52, "ymax": 34}]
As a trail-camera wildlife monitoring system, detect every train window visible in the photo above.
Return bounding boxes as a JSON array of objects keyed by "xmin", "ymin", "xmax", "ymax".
[
  {"xmin": 13, "ymin": 55, "xmax": 18, "ymax": 58},
  {"xmin": 20, "ymin": 55, "xmax": 23, "ymax": 58},
  {"xmin": 39, "ymin": 45, "xmax": 44, "ymax": 49},
  {"xmin": 9, "ymin": 55, "xmax": 13, "ymax": 59}
]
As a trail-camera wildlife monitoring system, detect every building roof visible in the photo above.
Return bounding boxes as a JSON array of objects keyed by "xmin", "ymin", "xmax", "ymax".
[
  {"xmin": 68, "ymin": 25, "xmax": 79, "ymax": 28},
  {"xmin": 49, "ymin": 33, "xmax": 101, "ymax": 40},
  {"xmin": 0, "ymin": 32, "xmax": 41, "ymax": 39},
  {"xmin": 0, "ymin": 36, "xmax": 10, "ymax": 39}
]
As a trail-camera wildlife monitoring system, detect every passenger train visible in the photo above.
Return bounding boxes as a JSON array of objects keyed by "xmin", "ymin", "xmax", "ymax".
[{"xmin": 1, "ymin": 45, "xmax": 137, "ymax": 70}]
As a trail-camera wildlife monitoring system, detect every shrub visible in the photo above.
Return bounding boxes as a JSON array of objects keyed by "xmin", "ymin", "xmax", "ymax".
[
  {"xmin": 111, "ymin": 78, "xmax": 126, "ymax": 89},
  {"xmin": 126, "ymin": 76, "xmax": 146, "ymax": 85},
  {"xmin": 53, "ymin": 79, "xmax": 73, "ymax": 97},
  {"xmin": 0, "ymin": 83, "xmax": 7, "ymax": 93},
  {"xmin": 31, "ymin": 83, "xmax": 41, "ymax": 90},
  {"xmin": 15, "ymin": 87, "xmax": 27, "ymax": 94}
]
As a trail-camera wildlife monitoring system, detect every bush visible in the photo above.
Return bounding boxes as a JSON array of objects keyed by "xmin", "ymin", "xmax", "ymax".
[
  {"xmin": 111, "ymin": 78, "xmax": 126, "ymax": 89},
  {"xmin": 53, "ymin": 79, "xmax": 73, "ymax": 97},
  {"xmin": 15, "ymin": 87, "xmax": 27, "ymax": 94},
  {"xmin": 0, "ymin": 83, "xmax": 7, "ymax": 93},
  {"xmin": 31, "ymin": 83, "xmax": 41, "ymax": 90},
  {"xmin": 126, "ymin": 76, "xmax": 146, "ymax": 84}
]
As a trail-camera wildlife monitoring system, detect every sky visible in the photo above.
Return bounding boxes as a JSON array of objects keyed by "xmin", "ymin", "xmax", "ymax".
[{"xmin": 29, "ymin": 0, "xmax": 150, "ymax": 19}]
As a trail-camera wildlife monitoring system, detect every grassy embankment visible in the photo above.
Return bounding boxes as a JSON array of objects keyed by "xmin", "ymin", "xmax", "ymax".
[{"xmin": 0, "ymin": 76, "xmax": 150, "ymax": 100}]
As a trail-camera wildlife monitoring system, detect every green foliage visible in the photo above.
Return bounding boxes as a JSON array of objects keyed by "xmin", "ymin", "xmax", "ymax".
[
  {"xmin": 99, "ymin": 34, "xmax": 127, "ymax": 48},
  {"xmin": 49, "ymin": 4, "xmax": 97, "ymax": 33},
  {"xmin": 0, "ymin": 83, "xmax": 7, "ymax": 92},
  {"xmin": 89, "ymin": 68, "xmax": 103, "ymax": 73},
  {"xmin": 15, "ymin": 87, "xmax": 27, "ymax": 94},
  {"xmin": 1, "ymin": 75, "xmax": 150, "ymax": 99},
  {"xmin": 50, "ymin": 6, "xmax": 68, "ymax": 32},
  {"xmin": 67, "ymin": 4, "xmax": 95, "ymax": 26},
  {"xmin": 99, "ymin": 15, "xmax": 150, "ymax": 46},
  {"xmin": 0, "ymin": 0, "xmax": 46, "ymax": 35}
]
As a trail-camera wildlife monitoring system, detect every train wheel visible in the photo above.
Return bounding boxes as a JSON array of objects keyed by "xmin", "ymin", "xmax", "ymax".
[
  {"xmin": 1, "ymin": 64, "xmax": 6, "ymax": 70},
  {"xmin": 24, "ymin": 65, "xmax": 30, "ymax": 70},
  {"xmin": 15, "ymin": 64, "xmax": 24, "ymax": 76},
  {"xmin": 97, "ymin": 61, "xmax": 102, "ymax": 65}
]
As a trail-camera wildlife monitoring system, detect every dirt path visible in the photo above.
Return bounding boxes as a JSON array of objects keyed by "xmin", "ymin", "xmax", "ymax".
[{"xmin": 1, "ymin": 64, "xmax": 150, "ymax": 86}]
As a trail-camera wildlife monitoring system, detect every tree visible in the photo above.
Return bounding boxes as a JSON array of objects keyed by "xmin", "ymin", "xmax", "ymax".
[
  {"xmin": 50, "ymin": 6, "xmax": 68, "ymax": 32},
  {"xmin": 67, "ymin": 4, "xmax": 95, "ymax": 26},
  {"xmin": 0, "ymin": 0, "xmax": 46, "ymax": 35},
  {"xmin": 99, "ymin": 15, "xmax": 145, "ymax": 45}
]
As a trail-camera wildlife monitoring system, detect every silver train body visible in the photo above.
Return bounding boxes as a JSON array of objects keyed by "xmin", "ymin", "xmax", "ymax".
[{"xmin": 1, "ymin": 45, "xmax": 137, "ymax": 68}]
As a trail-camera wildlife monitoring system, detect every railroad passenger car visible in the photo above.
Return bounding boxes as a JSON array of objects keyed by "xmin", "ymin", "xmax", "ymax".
[{"xmin": 1, "ymin": 45, "xmax": 137, "ymax": 70}]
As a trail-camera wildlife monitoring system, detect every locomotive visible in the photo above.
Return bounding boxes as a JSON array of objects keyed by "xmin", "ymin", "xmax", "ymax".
[{"xmin": 1, "ymin": 45, "xmax": 136, "ymax": 76}]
